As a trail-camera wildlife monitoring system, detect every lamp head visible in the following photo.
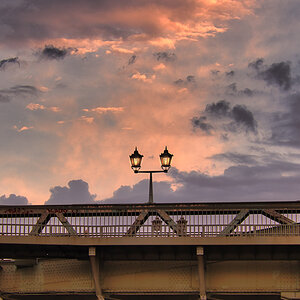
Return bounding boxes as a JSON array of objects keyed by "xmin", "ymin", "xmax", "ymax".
[
  {"xmin": 129, "ymin": 147, "xmax": 143, "ymax": 173},
  {"xmin": 160, "ymin": 146, "xmax": 173, "ymax": 172}
]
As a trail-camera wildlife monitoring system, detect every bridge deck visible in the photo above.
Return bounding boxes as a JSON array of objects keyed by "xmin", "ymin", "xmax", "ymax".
[{"xmin": 0, "ymin": 201, "xmax": 300, "ymax": 245}]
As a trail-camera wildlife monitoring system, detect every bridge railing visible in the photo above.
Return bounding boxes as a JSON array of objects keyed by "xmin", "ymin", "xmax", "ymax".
[{"xmin": 0, "ymin": 202, "xmax": 299, "ymax": 238}]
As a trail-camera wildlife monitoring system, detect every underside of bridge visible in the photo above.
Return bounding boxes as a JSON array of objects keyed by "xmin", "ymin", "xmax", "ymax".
[{"xmin": 1, "ymin": 245, "xmax": 300, "ymax": 300}]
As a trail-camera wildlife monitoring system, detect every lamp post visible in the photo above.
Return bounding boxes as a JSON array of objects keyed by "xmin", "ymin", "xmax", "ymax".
[{"xmin": 129, "ymin": 146, "xmax": 173, "ymax": 204}]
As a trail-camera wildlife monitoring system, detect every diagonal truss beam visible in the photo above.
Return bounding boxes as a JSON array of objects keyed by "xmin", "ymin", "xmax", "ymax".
[
  {"xmin": 55, "ymin": 212, "xmax": 77, "ymax": 235},
  {"xmin": 29, "ymin": 212, "xmax": 51, "ymax": 235},
  {"xmin": 29, "ymin": 212, "xmax": 77, "ymax": 236},
  {"xmin": 155, "ymin": 209, "xmax": 178, "ymax": 234},
  {"xmin": 125, "ymin": 210, "xmax": 149, "ymax": 236},
  {"xmin": 219, "ymin": 209, "xmax": 249, "ymax": 236},
  {"xmin": 262, "ymin": 209, "xmax": 295, "ymax": 225}
]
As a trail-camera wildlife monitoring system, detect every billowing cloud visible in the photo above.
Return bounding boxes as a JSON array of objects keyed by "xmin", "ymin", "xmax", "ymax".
[
  {"xmin": 202, "ymin": 100, "xmax": 257, "ymax": 133},
  {"xmin": 0, "ymin": 194, "xmax": 29, "ymax": 205},
  {"xmin": 1, "ymin": 0, "xmax": 300, "ymax": 206},
  {"xmin": 102, "ymin": 161, "xmax": 300, "ymax": 203},
  {"xmin": 261, "ymin": 62, "xmax": 292, "ymax": 91},
  {"xmin": 249, "ymin": 58, "xmax": 292, "ymax": 91},
  {"xmin": 102, "ymin": 179, "xmax": 174, "ymax": 204},
  {"xmin": 0, "ymin": 0, "xmax": 254, "ymax": 50},
  {"xmin": 44, "ymin": 179, "xmax": 96, "ymax": 205}
]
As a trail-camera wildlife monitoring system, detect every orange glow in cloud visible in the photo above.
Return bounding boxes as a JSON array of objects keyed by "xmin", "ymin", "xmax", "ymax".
[
  {"xmin": 0, "ymin": 0, "xmax": 260, "ymax": 204},
  {"xmin": 26, "ymin": 103, "xmax": 61, "ymax": 112},
  {"xmin": 13, "ymin": 125, "xmax": 34, "ymax": 132},
  {"xmin": 26, "ymin": 0, "xmax": 255, "ymax": 55},
  {"xmin": 83, "ymin": 107, "xmax": 124, "ymax": 114},
  {"xmin": 131, "ymin": 72, "xmax": 156, "ymax": 83}
]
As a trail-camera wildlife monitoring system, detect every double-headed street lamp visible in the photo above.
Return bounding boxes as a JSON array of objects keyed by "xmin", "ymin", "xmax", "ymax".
[{"xmin": 129, "ymin": 146, "xmax": 173, "ymax": 204}]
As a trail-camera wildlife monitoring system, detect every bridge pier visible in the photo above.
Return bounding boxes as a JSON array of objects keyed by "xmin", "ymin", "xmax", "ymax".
[
  {"xmin": 197, "ymin": 246, "xmax": 206, "ymax": 300},
  {"xmin": 89, "ymin": 247, "xmax": 104, "ymax": 300}
]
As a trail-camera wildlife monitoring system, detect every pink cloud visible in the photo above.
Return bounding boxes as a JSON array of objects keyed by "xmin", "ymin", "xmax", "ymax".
[
  {"xmin": 13, "ymin": 125, "xmax": 34, "ymax": 132},
  {"xmin": 26, "ymin": 103, "xmax": 61, "ymax": 112},
  {"xmin": 83, "ymin": 107, "xmax": 124, "ymax": 113}
]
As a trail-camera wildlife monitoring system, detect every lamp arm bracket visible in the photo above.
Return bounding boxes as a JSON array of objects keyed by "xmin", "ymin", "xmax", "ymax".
[{"xmin": 136, "ymin": 170, "xmax": 166, "ymax": 174}]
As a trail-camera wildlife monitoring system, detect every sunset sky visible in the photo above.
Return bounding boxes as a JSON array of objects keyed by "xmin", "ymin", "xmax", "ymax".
[{"xmin": 1, "ymin": 0, "xmax": 300, "ymax": 205}]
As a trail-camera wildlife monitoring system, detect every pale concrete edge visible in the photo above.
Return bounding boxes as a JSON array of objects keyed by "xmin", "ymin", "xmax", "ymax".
[{"xmin": 0, "ymin": 235, "xmax": 300, "ymax": 246}]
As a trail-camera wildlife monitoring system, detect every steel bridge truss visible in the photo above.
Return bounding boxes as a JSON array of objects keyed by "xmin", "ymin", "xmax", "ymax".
[{"xmin": 0, "ymin": 201, "xmax": 299, "ymax": 239}]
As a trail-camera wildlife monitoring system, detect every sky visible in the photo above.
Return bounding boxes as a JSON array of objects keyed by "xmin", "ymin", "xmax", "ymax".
[{"xmin": 1, "ymin": 0, "xmax": 300, "ymax": 205}]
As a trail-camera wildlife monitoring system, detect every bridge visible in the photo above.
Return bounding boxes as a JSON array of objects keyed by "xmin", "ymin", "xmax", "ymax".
[{"xmin": 0, "ymin": 201, "xmax": 300, "ymax": 300}]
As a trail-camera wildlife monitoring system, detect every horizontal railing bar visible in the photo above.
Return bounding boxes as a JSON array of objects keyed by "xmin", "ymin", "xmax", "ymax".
[
  {"xmin": 1, "ymin": 200, "xmax": 300, "ymax": 212},
  {"xmin": 1, "ymin": 209, "xmax": 300, "ymax": 218}
]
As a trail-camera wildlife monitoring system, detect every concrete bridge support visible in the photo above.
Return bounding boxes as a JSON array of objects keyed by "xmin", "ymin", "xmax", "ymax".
[
  {"xmin": 197, "ymin": 246, "xmax": 206, "ymax": 300},
  {"xmin": 89, "ymin": 247, "xmax": 104, "ymax": 300}
]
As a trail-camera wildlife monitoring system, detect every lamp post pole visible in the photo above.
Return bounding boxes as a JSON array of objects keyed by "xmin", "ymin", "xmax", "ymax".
[
  {"xmin": 129, "ymin": 147, "xmax": 173, "ymax": 204},
  {"xmin": 137, "ymin": 170, "xmax": 166, "ymax": 204}
]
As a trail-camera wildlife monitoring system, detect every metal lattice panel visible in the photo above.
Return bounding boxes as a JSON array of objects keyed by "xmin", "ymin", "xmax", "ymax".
[{"xmin": 0, "ymin": 202, "xmax": 300, "ymax": 240}]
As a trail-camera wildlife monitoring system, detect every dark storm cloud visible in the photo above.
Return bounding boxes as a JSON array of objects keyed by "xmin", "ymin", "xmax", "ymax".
[
  {"xmin": 0, "ymin": 194, "xmax": 29, "ymax": 205},
  {"xmin": 191, "ymin": 116, "xmax": 213, "ymax": 134},
  {"xmin": 231, "ymin": 105, "xmax": 257, "ymax": 132},
  {"xmin": 199, "ymin": 100, "xmax": 257, "ymax": 133},
  {"xmin": 261, "ymin": 61, "xmax": 292, "ymax": 91},
  {"xmin": 270, "ymin": 93, "xmax": 300, "ymax": 147},
  {"xmin": 209, "ymin": 152, "xmax": 258, "ymax": 165},
  {"xmin": 249, "ymin": 58, "xmax": 292, "ymax": 91},
  {"xmin": 169, "ymin": 162, "xmax": 300, "ymax": 202},
  {"xmin": 205, "ymin": 100, "xmax": 231, "ymax": 116},
  {"xmin": 44, "ymin": 179, "xmax": 96, "ymax": 205},
  {"xmin": 153, "ymin": 52, "xmax": 176, "ymax": 62},
  {"xmin": 0, "ymin": 57, "xmax": 20, "ymax": 70},
  {"xmin": 39, "ymin": 45, "xmax": 72, "ymax": 60},
  {"xmin": 102, "ymin": 161, "xmax": 300, "ymax": 203},
  {"xmin": 128, "ymin": 55, "xmax": 137, "ymax": 65}
]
